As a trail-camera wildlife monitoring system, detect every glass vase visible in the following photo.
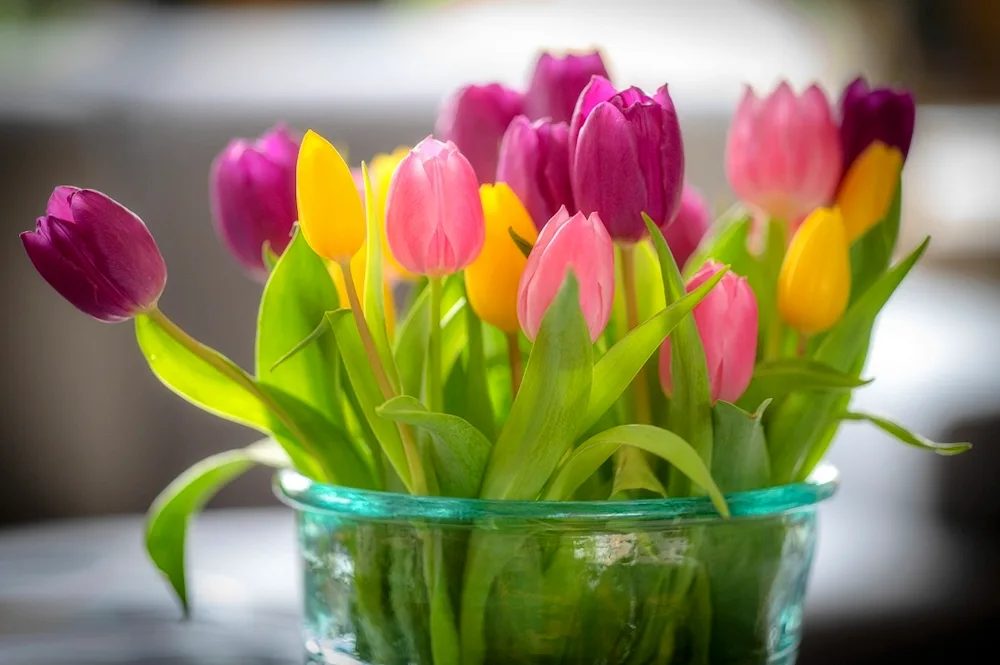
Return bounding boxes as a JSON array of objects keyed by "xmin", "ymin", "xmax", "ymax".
[{"xmin": 275, "ymin": 464, "xmax": 838, "ymax": 665}]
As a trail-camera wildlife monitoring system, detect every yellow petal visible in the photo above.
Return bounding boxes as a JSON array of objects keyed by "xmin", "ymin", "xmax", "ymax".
[
  {"xmin": 371, "ymin": 147, "xmax": 414, "ymax": 281},
  {"xmin": 296, "ymin": 130, "xmax": 366, "ymax": 261},
  {"xmin": 836, "ymin": 141, "xmax": 903, "ymax": 244},
  {"xmin": 778, "ymin": 207, "xmax": 851, "ymax": 334},
  {"xmin": 466, "ymin": 183, "xmax": 538, "ymax": 333}
]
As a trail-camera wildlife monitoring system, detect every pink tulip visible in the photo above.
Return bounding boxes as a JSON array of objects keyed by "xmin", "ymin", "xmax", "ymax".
[
  {"xmin": 665, "ymin": 183, "xmax": 711, "ymax": 271},
  {"xmin": 659, "ymin": 262, "xmax": 758, "ymax": 404},
  {"xmin": 725, "ymin": 82, "xmax": 841, "ymax": 224},
  {"xmin": 517, "ymin": 206, "xmax": 615, "ymax": 342},
  {"xmin": 385, "ymin": 136, "xmax": 485, "ymax": 276}
]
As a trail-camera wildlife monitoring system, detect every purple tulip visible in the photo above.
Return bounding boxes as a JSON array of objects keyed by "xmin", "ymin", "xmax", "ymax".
[
  {"xmin": 21, "ymin": 187, "xmax": 167, "ymax": 323},
  {"xmin": 435, "ymin": 83, "xmax": 524, "ymax": 184},
  {"xmin": 570, "ymin": 76, "xmax": 685, "ymax": 242},
  {"xmin": 524, "ymin": 51, "xmax": 610, "ymax": 124},
  {"xmin": 496, "ymin": 116, "xmax": 574, "ymax": 231},
  {"xmin": 210, "ymin": 124, "xmax": 300, "ymax": 281},
  {"xmin": 839, "ymin": 78, "xmax": 915, "ymax": 174}
]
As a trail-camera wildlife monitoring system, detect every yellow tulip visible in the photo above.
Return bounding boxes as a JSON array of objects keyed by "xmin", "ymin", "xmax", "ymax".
[
  {"xmin": 296, "ymin": 130, "xmax": 366, "ymax": 262},
  {"xmin": 370, "ymin": 147, "xmax": 414, "ymax": 281},
  {"xmin": 836, "ymin": 141, "xmax": 903, "ymax": 243},
  {"xmin": 328, "ymin": 256, "xmax": 395, "ymax": 336},
  {"xmin": 465, "ymin": 183, "xmax": 538, "ymax": 333},
  {"xmin": 778, "ymin": 207, "xmax": 851, "ymax": 334}
]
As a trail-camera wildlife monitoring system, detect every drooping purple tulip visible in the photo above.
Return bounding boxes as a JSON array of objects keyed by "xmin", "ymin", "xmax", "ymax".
[
  {"xmin": 210, "ymin": 124, "xmax": 300, "ymax": 281},
  {"xmin": 570, "ymin": 76, "xmax": 685, "ymax": 242},
  {"xmin": 435, "ymin": 83, "xmax": 525, "ymax": 184},
  {"xmin": 496, "ymin": 116, "xmax": 574, "ymax": 231},
  {"xmin": 524, "ymin": 51, "xmax": 610, "ymax": 124},
  {"xmin": 839, "ymin": 78, "xmax": 915, "ymax": 174},
  {"xmin": 21, "ymin": 187, "xmax": 167, "ymax": 323}
]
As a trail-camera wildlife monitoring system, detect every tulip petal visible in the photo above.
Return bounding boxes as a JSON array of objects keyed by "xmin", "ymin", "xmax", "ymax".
[
  {"xmin": 569, "ymin": 75, "xmax": 618, "ymax": 157},
  {"xmin": 46, "ymin": 186, "xmax": 77, "ymax": 220}
]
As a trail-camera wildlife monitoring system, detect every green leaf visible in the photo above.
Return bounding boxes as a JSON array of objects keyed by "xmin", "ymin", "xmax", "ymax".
[
  {"xmin": 850, "ymin": 179, "xmax": 902, "ymax": 303},
  {"xmin": 508, "ymin": 226, "xmax": 534, "ymax": 258},
  {"xmin": 328, "ymin": 309, "xmax": 412, "ymax": 491},
  {"xmin": 146, "ymin": 439, "xmax": 288, "ymax": 615},
  {"xmin": 738, "ymin": 358, "xmax": 872, "ymax": 411},
  {"xmin": 543, "ymin": 425, "xmax": 729, "ymax": 516},
  {"xmin": 634, "ymin": 240, "xmax": 667, "ymax": 323},
  {"xmin": 394, "ymin": 285, "xmax": 431, "ymax": 397},
  {"xmin": 840, "ymin": 411, "xmax": 971, "ymax": 455},
  {"xmin": 584, "ymin": 268, "xmax": 727, "ymax": 433},
  {"xmin": 711, "ymin": 400, "xmax": 771, "ymax": 493},
  {"xmin": 643, "ymin": 213, "xmax": 714, "ymax": 496},
  {"xmin": 377, "ymin": 396, "xmax": 492, "ymax": 498},
  {"xmin": 362, "ymin": 162, "xmax": 400, "ymax": 392},
  {"xmin": 256, "ymin": 228, "xmax": 342, "ymax": 423},
  {"xmin": 610, "ymin": 449, "xmax": 667, "ymax": 498},
  {"xmin": 479, "ymin": 275, "xmax": 594, "ymax": 500},
  {"xmin": 261, "ymin": 240, "xmax": 280, "ymax": 273}
]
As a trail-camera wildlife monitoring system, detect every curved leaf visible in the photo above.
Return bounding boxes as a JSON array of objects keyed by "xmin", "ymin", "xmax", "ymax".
[
  {"xmin": 361, "ymin": 162, "xmax": 400, "ymax": 392},
  {"xmin": 738, "ymin": 358, "xmax": 872, "ymax": 411},
  {"xmin": 840, "ymin": 411, "xmax": 971, "ymax": 455},
  {"xmin": 543, "ymin": 424, "xmax": 729, "ymax": 517},
  {"xmin": 711, "ymin": 400, "xmax": 771, "ymax": 493}
]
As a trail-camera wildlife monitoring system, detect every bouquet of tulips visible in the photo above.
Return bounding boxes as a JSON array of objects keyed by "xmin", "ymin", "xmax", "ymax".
[{"xmin": 21, "ymin": 50, "xmax": 968, "ymax": 663}]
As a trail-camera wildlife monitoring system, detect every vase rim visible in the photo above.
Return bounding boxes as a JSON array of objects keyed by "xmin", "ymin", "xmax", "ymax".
[{"xmin": 274, "ymin": 463, "xmax": 838, "ymax": 523}]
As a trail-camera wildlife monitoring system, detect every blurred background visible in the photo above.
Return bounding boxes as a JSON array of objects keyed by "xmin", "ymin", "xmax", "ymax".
[{"xmin": 1, "ymin": 0, "xmax": 999, "ymax": 663}]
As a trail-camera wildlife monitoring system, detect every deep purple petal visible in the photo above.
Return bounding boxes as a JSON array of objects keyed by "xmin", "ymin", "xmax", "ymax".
[
  {"xmin": 568, "ymin": 75, "xmax": 619, "ymax": 159},
  {"xmin": 525, "ymin": 51, "xmax": 609, "ymax": 124},
  {"xmin": 435, "ymin": 83, "xmax": 524, "ymax": 183},
  {"xmin": 46, "ymin": 186, "xmax": 78, "ymax": 221}
]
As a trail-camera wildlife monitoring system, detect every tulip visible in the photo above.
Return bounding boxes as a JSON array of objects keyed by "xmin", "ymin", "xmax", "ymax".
[
  {"xmin": 659, "ymin": 262, "xmax": 758, "ymax": 404},
  {"xmin": 435, "ymin": 83, "xmax": 524, "ymax": 184},
  {"xmin": 496, "ymin": 116, "xmax": 574, "ymax": 231},
  {"xmin": 524, "ymin": 51, "xmax": 610, "ymax": 124},
  {"xmin": 385, "ymin": 137, "xmax": 485, "ymax": 276},
  {"xmin": 517, "ymin": 207, "xmax": 615, "ymax": 342},
  {"xmin": 835, "ymin": 141, "xmax": 903, "ymax": 243},
  {"xmin": 726, "ymin": 82, "xmax": 842, "ymax": 224},
  {"xmin": 209, "ymin": 124, "xmax": 299, "ymax": 281},
  {"xmin": 466, "ymin": 183, "xmax": 539, "ymax": 334},
  {"xmin": 664, "ymin": 183, "xmax": 712, "ymax": 270},
  {"xmin": 778, "ymin": 207, "xmax": 851, "ymax": 334},
  {"xmin": 839, "ymin": 77, "xmax": 915, "ymax": 177},
  {"xmin": 296, "ymin": 130, "xmax": 366, "ymax": 262},
  {"xmin": 21, "ymin": 187, "xmax": 167, "ymax": 322},
  {"xmin": 570, "ymin": 76, "xmax": 684, "ymax": 241}
]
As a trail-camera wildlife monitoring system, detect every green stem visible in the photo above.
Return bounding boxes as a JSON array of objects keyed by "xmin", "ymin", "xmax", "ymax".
[
  {"xmin": 342, "ymin": 261, "xmax": 428, "ymax": 495},
  {"xmin": 620, "ymin": 244, "xmax": 652, "ymax": 424},
  {"xmin": 145, "ymin": 308, "xmax": 333, "ymax": 483},
  {"xmin": 427, "ymin": 276, "xmax": 444, "ymax": 413},
  {"xmin": 507, "ymin": 332, "xmax": 522, "ymax": 398}
]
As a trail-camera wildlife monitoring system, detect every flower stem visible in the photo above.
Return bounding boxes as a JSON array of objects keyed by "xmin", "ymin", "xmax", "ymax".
[
  {"xmin": 341, "ymin": 260, "xmax": 428, "ymax": 495},
  {"xmin": 507, "ymin": 332, "xmax": 523, "ymax": 397},
  {"xmin": 620, "ymin": 244, "xmax": 652, "ymax": 424},
  {"xmin": 145, "ymin": 307, "xmax": 333, "ymax": 483},
  {"xmin": 427, "ymin": 276, "xmax": 444, "ymax": 413}
]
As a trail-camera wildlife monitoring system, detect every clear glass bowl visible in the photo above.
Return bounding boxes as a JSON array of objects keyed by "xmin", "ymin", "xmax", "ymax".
[{"xmin": 275, "ymin": 463, "xmax": 839, "ymax": 665}]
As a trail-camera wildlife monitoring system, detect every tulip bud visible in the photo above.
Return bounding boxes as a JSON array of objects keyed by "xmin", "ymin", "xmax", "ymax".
[
  {"xmin": 435, "ymin": 83, "xmax": 524, "ymax": 184},
  {"xmin": 466, "ymin": 183, "xmax": 539, "ymax": 333},
  {"xmin": 778, "ymin": 207, "xmax": 851, "ymax": 334},
  {"xmin": 835, "ymin": 141, "xmax": 903, "ymax": 243},
  {"xmin": 517, "ymin": 207, "xmax": 615, "ymax": 342},
  {"xmin": 385, "ymin": 137, "xmax": 485, "ymax": 276},
  {"xmin": 296, "ymin": 130, "xmax": 366, "ymax": 262},
  {"xmin": 664, "ymin": 183, "xmax": 711, "ymax": 270},
  {"xmin": 524, "ymin": 51, "xmax": 610, "ymax": 124},
  {"xmin": 496, "ymin": 116, "xmax": 574, "ymax": 231},
  {"xmin": 659, "ymin": 262, "xmax": 758, "ymax": 404},
  {"xmin": 839, "ymin": 77, "xmax": 915, "ymax": 177},
  {"xmin": 21, "ymin": 187, "xmax": 167, "ymax": 322},
  {"xmin": 209, "ymin": 124, "xmax": 299, "ymax": 281},
  {"xmin": 726, "ymin": 83, "xmax": 842, "ymax": 224},
  {"xmin": 570, "ymin": 77, "xmax": 684, "ymax": 241}
]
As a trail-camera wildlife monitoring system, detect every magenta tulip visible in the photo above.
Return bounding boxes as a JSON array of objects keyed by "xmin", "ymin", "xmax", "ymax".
[
  {"xmin": 665, "ymin": 183, "xmax": 712, "ymax": 270},
  {"xmin": 570, "ymin": 76, "xmax": 685, "ymax": 241},
  {"xmin": 385, "ymin": 136, "xmax": 485, "ymax": 276},
  {"xmin": 517, "ymin": 206, "xmax": 615, "ymax": 342},
  {"xmin": 659, "ymin": 262, "xmax": 758, "ymax": 404},
  {"xmin": 524, "ymin": 51, "xmax": 610, "ymax": 124},
  {"xmin": 21, "ymin": 187, "xmax": 167, "ymax": 323},
  {"xmin": 839, "ymin": 77, "xmax": 915, "ymax": 174},
  {"xmin": 496, "ymin": 116, "xmax": 574, "ymax": 231},
  {"xmin": 209, "ymin": 124, "xmax": 300, "ymax": 281},
  {"xmin": 725, "ymin": 82, "xmax": 841, "ymax": 224},
  {"xmin": 435, "ymin": 83, "xmax": 524, "ymax": 184}
]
